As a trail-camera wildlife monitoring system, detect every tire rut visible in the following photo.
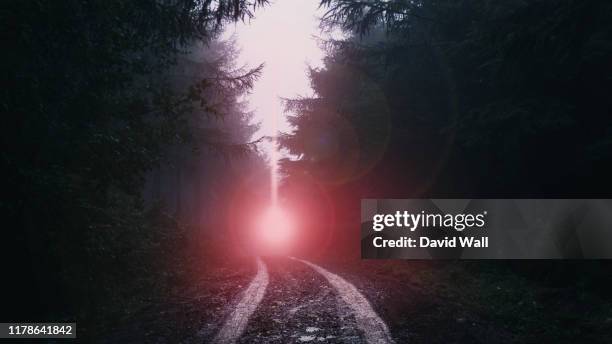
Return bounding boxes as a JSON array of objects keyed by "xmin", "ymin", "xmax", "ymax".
[{"xmin": 238, "ymin": 257, "xmax": 362, "ymax": 343}]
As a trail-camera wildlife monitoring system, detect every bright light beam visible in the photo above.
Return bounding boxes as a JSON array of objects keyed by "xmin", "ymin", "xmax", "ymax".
[
  {"xmin": 270, "ymin": 113, "xmax": 279, "ymax": 206},
  {"xmin": 256, "ymin": 205, "xmax": 295, "ymax": 254},
  {"xmin": 224, "ymin": 0, "xmax": 340, "ymax": 255}
]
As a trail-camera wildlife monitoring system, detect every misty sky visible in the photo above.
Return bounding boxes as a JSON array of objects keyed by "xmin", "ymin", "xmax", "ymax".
[{"xmin": 224, "ymin": 0, "xmax": 328, "ymax": 145}]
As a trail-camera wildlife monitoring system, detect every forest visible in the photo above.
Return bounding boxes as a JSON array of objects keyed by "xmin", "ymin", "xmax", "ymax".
[
  {"xmin": 3, "ymin": 0, "xmax": 612, "ymax": 343},
  {"xmin": 3, "ymin": 0, "xmax": 271, "ymax": 338}
]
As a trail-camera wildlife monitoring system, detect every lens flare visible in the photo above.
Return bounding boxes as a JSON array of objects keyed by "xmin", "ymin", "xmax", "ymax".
[{"xmin": 255, "ymin": 205, "xmax": 295, "ymax": 254}]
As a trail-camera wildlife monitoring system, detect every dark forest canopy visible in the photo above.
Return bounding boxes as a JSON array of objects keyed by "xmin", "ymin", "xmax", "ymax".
[
  {"xmin": 2, "ymin": 0, "xmax": 270, "ymax": 335},
  {"xmin": 281, "ymin": 0, "xmax": 612, "ymax": 201},
  {"xmin": 276, "ymin": 7, "xmax": 612, "ymax": 340}
]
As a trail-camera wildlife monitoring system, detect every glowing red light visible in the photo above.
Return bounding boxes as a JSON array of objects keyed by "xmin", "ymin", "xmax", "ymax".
[{"xmin": 255, "ymin": 205, "xmax": 295, "ymax": 254}]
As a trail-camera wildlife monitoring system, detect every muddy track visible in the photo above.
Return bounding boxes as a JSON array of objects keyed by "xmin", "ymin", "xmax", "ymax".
[{"xmin": 238, "ymin": 257, "xmax": 362, "ymax": 343}]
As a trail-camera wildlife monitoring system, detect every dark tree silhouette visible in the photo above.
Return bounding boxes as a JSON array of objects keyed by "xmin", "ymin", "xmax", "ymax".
[
  {"xmin": 280, "ymin": 3, "xmax": 612, "ymax": 340},
  {"xmin": 2, "ymin": 0, "xmax": 268, "ymax": 338}
]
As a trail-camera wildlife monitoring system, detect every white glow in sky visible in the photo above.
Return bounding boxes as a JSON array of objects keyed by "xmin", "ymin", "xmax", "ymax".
[{"xmin": 224, "ymin": 0, "xmax": 327, "ymax": 142}]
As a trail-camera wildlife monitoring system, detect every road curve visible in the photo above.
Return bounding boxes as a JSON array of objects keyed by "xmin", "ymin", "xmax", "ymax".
[
  {"xmin": 295, "ymin": 258, "xmax": 395, "ymax": 344},
  {"xmin": 213, "ymin": 257, "xmax": 269, "ymax": 344}
]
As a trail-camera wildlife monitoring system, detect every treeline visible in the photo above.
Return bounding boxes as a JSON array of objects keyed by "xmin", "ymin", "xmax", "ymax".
[
  {"xmin": 2, "ymin": 0, "xmax": 268, "ymax": 337},
  {"xmin": 279, "ymin": 0, "xmax": 612, "ymax": 315},
  {"xmin": 282, "ymin": 0, "xmax": 612, "ymax": 210}
]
